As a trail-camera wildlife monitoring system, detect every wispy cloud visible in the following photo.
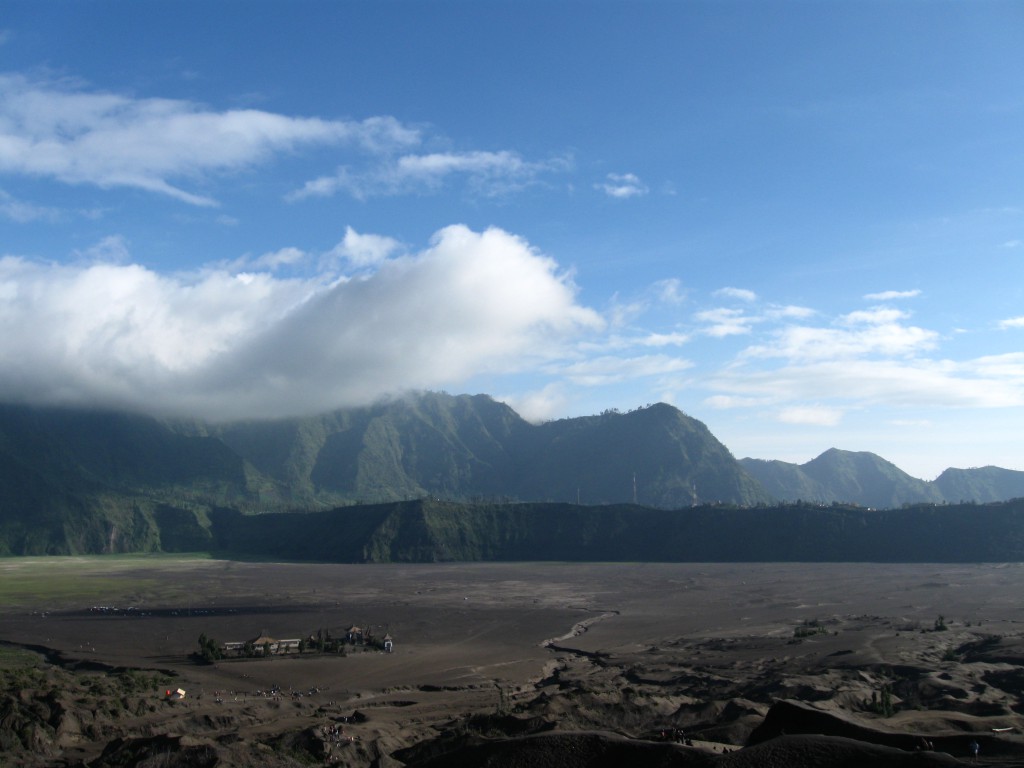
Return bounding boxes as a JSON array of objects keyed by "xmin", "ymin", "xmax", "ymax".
[
  {"xmin": 0, "ymin": 188, "xmax": 59, "ymax": 222},
  {"xmin": 744, "ymin": 315, "xmax": 937, "ymax": 362},
  {"xmin": 777, "ymin": 405, "xmax": 844, "ymax": 426},
  {"xmin": 596, "ymin": 172, "xmax": 648, "ymax": 198},
  {"xmin": 0, "ymin": 74, "xmax": 418, "ymax": 206},
  {"xmin": 290, "ymin": 150, "xmax": 568, "ymax": 200},
  {"xmin": 1000, "ymin": 316, "xmax": 1024, "ymax": 329},
  {"xmin": 766, "ymin": 305, "xmax": 815, "ymax": 320},
  {"xmin": 714, "ymin": 286, "xmax": 757, "ymax": 302},
  {"xmin": 559, "ymin": 354, "xmax": 692, "ymax": 386},
  {"xmin": 863, "ymin": 289, "xmax": 921, "ymax": 301},
  {"xmin": 695, "ymin": 307, "xmax": 756, "ymax": 337},
  {"xmin": 702, "ymin": 302, "xmax": 1024, "ymax": 417}
]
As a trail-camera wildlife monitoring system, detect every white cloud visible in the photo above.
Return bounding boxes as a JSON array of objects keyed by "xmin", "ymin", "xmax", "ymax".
[
  {"xmin": 0, "ymin": 188, "xmax": 59, "ymax": 222},
  {"xmin": 863, "ymin": 289, "xmax": 921, "ymax": 301},
  {"xmin": 777, "ymin": 405, "xmax": 844, "ymax": 426},
  {"xmin": 251, "ymin": 246, "xmax": 307, "ymax": 271},
  {"xmin": 999, "ymin": 316, "xmax": 1024, "ymax": 329},
  {"xmin": 0, "ymin": 74, "xmax": 419, "ymax": 205},
  {"xmin": 1000, "ymin": 239, "xmax": 1021, "ymax": 249},
  {"xmin": 290, "ymin": 150, "xmax": 569, "ymax": 200},
  {"xmin": 744, "ymin": 309, "xmax": 937, "ymax": 362},
  {"xmin": 714, "ymin": 286, "xmax": 757, "ymax": 302},
  {"xmin": 638, "ymin": 331, "xmax": 689, "ymax": 347},
  {"xmin": 704, "ymin": 394, "xmax": 768, "ymax": 409},
  {"xmin": 766, "ymin": 304, "xmax": 815, "ymax": 320},
  {"xmin": 0, "ymin": 225, "xmax": 602, "ymax": 420},
  {"xmin": 839, "ymin": 306, "xmax": 910, "ymax": 325},
  {"xmin": 326, "ymin": 226, "xmax": 403, "ymax": 268},
  {"xmin": 559, "ymin": 354, "xmax": 691, "ymax": 386},
  {"xmin": 709, "ymin": 358, "xmax": 1024, "ymax": 410},
  {"xmin": 654, "ymin": 278, "xmax": 685, "ymax": 305},
  {"xmin": 501, "ymin": 383, "xmax": 570, "ymax": 424},
  {"xmin": 74, "ymin": 234, "xmax": 132, "ymax": 264},
  {"xmin": 596, "ymin": 172, "xmax": 648, "ymax": 198},
  {"xmin": 695, "ymin": 307, "xmax": 755, "ymax": 337}
]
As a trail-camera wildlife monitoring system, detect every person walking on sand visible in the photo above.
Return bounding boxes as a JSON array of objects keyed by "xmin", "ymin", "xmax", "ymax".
[{"xmin": 969, "ymin": 739, "xmax": 980, "ymax": 761}]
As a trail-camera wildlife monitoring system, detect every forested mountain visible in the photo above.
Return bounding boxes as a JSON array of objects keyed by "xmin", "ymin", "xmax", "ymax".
[
  {"xmin": 1, "ymin": 393, "xmax": 1022, "ymax": 556},
  {"xmin": 934, "ymin": 466, "xmax": 1024, "ymax": 504},
  {"xmin": 740, "ymin": 450, "xmax": 1024, "ymax": 508},
  {"xmin": 197, "ymin": 394, "xmax": 768, "ymax": 509}
]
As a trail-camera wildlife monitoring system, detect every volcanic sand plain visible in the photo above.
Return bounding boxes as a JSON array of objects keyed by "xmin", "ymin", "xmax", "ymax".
[{"xmin": 3, "ymin": 558, "xmax": 1024, "ymax": 766}]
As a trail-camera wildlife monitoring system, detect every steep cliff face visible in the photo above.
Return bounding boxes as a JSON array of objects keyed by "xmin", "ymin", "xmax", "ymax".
[{"xmin": 206, "ymin": 498, "xmax": 1024, "ymax": 564}]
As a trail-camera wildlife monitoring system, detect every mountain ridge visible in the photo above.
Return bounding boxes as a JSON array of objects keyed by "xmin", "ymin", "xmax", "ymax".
[
  {"xmin": 1, "ymin": 392, "xmax": 1023, "ymax": 556},
  {"xmin": 740, "ymin": 449, "xmax": 1024, "ymax": 508}
]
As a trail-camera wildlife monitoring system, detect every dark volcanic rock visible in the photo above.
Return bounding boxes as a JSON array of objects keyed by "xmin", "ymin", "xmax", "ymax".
[
  {"xmin": 399, "ymin": 730, "xmax": 716, "ymax": 768},
  {"xmin": 748, "ymin": 699, "xmax": 1020, "ymax": 759},
  {"xmin": 92, "ymin": 734, "xmax": 218, "ymax": 767}
]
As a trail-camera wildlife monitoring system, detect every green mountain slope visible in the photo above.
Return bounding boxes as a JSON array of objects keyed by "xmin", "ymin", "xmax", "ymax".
[
  {"xmin": 801, "ymin": 449, "xmax": 944, "ymax": 508},
  {"xmin": 934, "ymin": 466, "xmax": 1024, "ymax": 503},
  {"xmin": 208, "ymin": 395, "xmax": 767, "ymax": 507},
  {"xmin": 516, "ymin": 403, "xmax": 765, "ymax": 506},
  {"xmin": 741, "ymin": 449, "xmax": 1024, "ymax": 508},
  {"xmin": 3, "ymin": 394, "xmax": 1024, "ymax": 557},
  {"xmin": 0, "ymin": 405, "xmax": 263, "ymax": 555}
]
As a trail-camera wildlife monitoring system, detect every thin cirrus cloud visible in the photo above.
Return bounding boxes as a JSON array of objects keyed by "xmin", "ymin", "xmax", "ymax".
[
  {"xmin": 288, "ymin": 149, "xmax": 570, "ymax": 201},
  {"xmin": 777, "ymin": 405, "xmax": 844, "ymax": 427},
  {"xmin": 558, "ymin": 354, "xmax": 692, "ymax": 386},
  {"xmin": 699, "ymin": 304, "xmax": 1024, "ymax": 423},
  {"xmin": 0, "ymin": 225, "xmax": 602, "ymax": 420},
  {"xmin": 713, "ymin": 286, "xmax": 757, "ymax": 302},
  {"xmin": 695, "ymin": 307, "xmax": 757, "ymax": 337},
  {"xmin": 0, "ymin": 188, "xmax": 60, "ymax": 222},
  {"xmin": 863, "ymin": 289, "xmax": 922, "ymax": 301},
  {"xmin": 0, "ymin": 73, "xmax": 516, "ymax": 206},
  {"xmin": 0, "ymin": 73, "xmax": 566, "ymax": 207},
  {"xmin": 743, "ymin": 308, "xmax": 939, "ymax": 361},
  {"xmin": 713, "ymin": 358, "xmax": 1024, "ymax": 411}
]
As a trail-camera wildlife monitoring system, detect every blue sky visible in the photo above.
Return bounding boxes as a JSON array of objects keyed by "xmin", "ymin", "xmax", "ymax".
[{"xmin": 1, "ymin": 1, "xmax": 1022, "ymax": 478}]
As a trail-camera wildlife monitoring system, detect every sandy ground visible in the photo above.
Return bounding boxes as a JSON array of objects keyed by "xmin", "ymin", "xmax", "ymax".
[{"xmin": 3, "ymin": 560, "xmax": 1024, "ymax": 766}]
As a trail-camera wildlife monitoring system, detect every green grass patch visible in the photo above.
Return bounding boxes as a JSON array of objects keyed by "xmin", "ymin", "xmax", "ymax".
[
  {"xmin": 0, "ymin": 553, "xmax": 218, "ymax": 608},
  {"xmin": 0, "ymin": 645, "xmax": 42, "ymax": 671}
]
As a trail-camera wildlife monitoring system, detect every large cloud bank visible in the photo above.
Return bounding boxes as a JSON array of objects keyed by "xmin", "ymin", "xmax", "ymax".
[{"xmin": 0, "ymin": 225, "xmax": 601, "ymax": 420}]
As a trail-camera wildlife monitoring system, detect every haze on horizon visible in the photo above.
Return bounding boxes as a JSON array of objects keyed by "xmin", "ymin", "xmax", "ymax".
[{"xmin": 0, "ymin": 1, "xmax": 1022, "ymax": 480}]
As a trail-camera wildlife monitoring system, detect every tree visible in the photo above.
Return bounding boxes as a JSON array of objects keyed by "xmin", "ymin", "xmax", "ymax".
[{"xmin": 197, "ymin": 632, "xmax": 222, "ymax": 662}]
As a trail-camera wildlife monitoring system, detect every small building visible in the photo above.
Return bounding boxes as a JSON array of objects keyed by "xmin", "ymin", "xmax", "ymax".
[
  {"xmin": 224, "ymin": 632, "xmax": 301, "ymax": 656},
  {"xmin": 382, "ymin": 634, "xmax": 393, "ymax": 653},
  {"xmin": 166, "ymin": 688, "xmax": 187, "ymax": 701},
  {"xmin": 346, "ymin": 625, "xmax": 364, "ymax": 644}
]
